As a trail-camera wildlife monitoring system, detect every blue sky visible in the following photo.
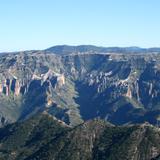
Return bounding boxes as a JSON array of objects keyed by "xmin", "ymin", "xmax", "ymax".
[{"xmin": 0, "ymin": 0, "xmax": 160, "ymax": 52}]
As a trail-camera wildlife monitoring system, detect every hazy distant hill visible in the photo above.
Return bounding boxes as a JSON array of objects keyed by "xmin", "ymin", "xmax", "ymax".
[{"xmin": 46, "ymin": 45, "xmax": 160, "ymax": 54}]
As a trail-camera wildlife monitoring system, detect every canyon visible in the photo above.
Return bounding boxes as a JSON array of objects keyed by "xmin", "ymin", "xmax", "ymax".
[{"xmin": 0, "ymin": 46, "xmax": 160, "ymax": 127}]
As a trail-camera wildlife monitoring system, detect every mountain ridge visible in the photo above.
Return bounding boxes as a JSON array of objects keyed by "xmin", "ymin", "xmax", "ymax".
[
  {"xmin": 1, "ymin": 45, "xmax": 160, "ymax": 55},
  {"xmin": 0, "ymin": 113, "xmax": 159, "ymax": 160},
  {"xmin": 46, "ymin": 45, "xmax": 160, "ymax": 54}
]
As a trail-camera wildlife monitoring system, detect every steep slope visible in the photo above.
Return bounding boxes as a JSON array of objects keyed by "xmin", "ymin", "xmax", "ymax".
[
  {"xmin": 0, "ymin": 51, "xmax": 83, "ymax": 126},
  {"xmin": 0, "ymin": 113, "xmax": 69, "ymax": 160},
  {"xmin": 0, "ymin": 114, "xmax": 160, "ymax": 160},
  {"xmin": 1, "ymin": 47, "xmax": 160, "ymax": 127},
  {"xmin": 93, "ymin": 123, "xmax": 160, "ymax": 160}
]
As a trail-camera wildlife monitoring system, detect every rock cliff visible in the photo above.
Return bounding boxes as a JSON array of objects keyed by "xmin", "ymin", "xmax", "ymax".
[{"xmin": 0, "ymin": 47, "xmax": 160, "ymax": 127}]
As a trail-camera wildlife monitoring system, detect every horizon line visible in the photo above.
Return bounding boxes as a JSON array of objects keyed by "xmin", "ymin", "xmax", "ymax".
[{"xmin": 1, "ymin": 44, "xmax": 160, "ymax": 53}]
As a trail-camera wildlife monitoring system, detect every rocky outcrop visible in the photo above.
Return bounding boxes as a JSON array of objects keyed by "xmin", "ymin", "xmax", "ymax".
[
  {"xmin": 126, "ymin": 86, "xmax": 132, "ymax": 98},
  {"xmin": 1, "ymin": 50, "xmax": 160, "ymax": 127},
  {"xmin": 0, "ymin": 70, "xmax": 65, "ymax": 97}
]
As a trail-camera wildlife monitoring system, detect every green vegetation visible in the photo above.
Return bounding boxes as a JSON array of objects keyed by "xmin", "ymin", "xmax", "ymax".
[{"xmin": 0, "ymin": 114, "xmax": 159, "ymax": 160}]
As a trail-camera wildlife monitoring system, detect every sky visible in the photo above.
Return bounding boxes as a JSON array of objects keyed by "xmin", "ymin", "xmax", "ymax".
[{"xmin": 0, "ymin": 0, "xmax": 160, "ymax": 52}]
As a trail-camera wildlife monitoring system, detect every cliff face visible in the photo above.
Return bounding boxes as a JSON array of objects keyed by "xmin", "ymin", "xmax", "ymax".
[
  {"xmin": 0, "ymin": 50, "xmax": 160, "ymax": 127},
  {"xmin": 0, "ymin": 52, "xmax": 69, "ymax": 126},
  {"xmin": 66, "ymin": 53, "xmax": 160, "ymax": 125}
]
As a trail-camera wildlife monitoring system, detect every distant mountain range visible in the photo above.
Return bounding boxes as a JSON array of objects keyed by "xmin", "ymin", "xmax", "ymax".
[
  {"xmin": 1, "ymin": 45, "xmax": 160, "ymax": 55},
  {"xmin": 46, "ymin": 45, "xmax": 160, "ymax": 54}
]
